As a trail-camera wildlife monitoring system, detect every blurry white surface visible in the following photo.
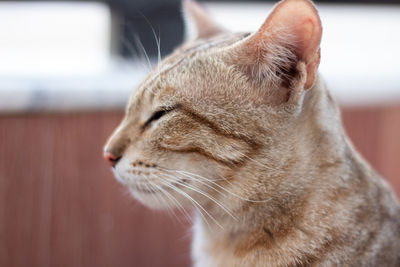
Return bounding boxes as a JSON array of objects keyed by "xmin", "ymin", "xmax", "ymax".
[
  {"xmin": 0, "ymin": 60, "xmax": 148, "ymax": 112},
  {"xmin": 0, "ymin": 2, "xmax": 147, "ymax": 112},
  {"xmin": 0, "ymin": 2, "xmax": 400, "ymax": 112},
  {"xmin": 0, "ymin": 2, "xmax": 110, "ymax": 76}
]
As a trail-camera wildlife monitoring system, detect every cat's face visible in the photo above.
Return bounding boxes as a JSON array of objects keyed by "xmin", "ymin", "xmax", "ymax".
[
  {"xmin": 104, "ymin": 34, "xmax": 259, "ymax": 208},
  {"xmin": 104, "ymin": 0, "xmax": 322, "ymax": 210}
]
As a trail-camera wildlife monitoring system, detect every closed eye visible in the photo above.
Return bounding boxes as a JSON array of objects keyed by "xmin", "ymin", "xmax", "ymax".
[{"xmin": 142, "ymin": 106, "xmax": 176, "ymax": 130}]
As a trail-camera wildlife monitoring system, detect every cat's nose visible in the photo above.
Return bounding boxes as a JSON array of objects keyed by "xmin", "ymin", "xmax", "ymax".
[{"xmin": 103, "ymin": 151, "xmax": 121, "ymax": 167}]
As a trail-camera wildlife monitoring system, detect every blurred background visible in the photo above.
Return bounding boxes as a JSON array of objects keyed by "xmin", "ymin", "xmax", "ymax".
[{"xmin": 1, "ymin": 0, "xmax": 399, "ymax": 266}]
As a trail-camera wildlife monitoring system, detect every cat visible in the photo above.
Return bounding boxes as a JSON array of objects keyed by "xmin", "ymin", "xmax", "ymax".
[{"xmin": 103, "ymin": 0, "xmax": 400, "ymax": 266}]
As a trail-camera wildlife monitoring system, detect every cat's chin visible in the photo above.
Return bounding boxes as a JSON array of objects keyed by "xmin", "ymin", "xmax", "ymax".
[
  {"xmin": 128, "ymin": 188, "xmax": 180, "ymax": 210},
  {"xmin": 127, "ymin": 182, "xmax": 199, "ymax": 210},
  {"xmin": 129, "ymin": 189, "xmax": 167, "ymax": 209}
]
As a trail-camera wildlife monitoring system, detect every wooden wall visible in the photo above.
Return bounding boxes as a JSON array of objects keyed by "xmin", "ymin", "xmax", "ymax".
[{"xmin": 1, "ymin": 106, "xmax": 399, "ymax": 267}]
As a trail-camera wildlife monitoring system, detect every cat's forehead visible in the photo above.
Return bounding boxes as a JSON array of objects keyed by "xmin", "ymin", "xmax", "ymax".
[
  {"xmin": 128, "ymin": 32, "xmax": 250, "ymax": 108},
  {"xmin": 154, "ymin": 31, "xmax": 250, "ymax": 77}
]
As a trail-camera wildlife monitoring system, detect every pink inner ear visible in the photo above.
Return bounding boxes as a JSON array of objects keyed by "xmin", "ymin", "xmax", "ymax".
[{"xmin": 261, "ymin": 0, "xmax": 322, "ymax": 62}]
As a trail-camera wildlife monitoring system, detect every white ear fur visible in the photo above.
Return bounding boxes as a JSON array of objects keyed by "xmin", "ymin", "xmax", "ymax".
[{"xmin": 181, "ymin": 0, "xmax": 224, "ymax": 40}]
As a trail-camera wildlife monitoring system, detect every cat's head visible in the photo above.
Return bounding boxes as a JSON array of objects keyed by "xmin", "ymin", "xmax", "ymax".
[{"xmin": 103, "ymin": 0, "xmax": 323, "ymax": 210}]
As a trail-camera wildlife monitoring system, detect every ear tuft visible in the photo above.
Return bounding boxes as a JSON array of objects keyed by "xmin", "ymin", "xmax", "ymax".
[{"xmin": 182, "ymin": 0, "xmax": 225, "ymax": 39}]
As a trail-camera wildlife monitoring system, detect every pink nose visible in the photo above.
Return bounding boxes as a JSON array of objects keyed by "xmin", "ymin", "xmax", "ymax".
[{"xmin": 103, "ymin": 151, "xmax": 121, "ymax": 167}]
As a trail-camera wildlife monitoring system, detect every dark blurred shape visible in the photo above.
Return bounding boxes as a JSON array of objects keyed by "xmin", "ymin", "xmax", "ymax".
[{"xmin": 106, "ymin": 0, "xmax": 184, "ymax": 58}]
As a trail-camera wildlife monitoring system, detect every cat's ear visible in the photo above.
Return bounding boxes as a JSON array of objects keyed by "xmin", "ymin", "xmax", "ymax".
[
  {"xmin": 228, "ymin": 0, "xmax": 322, "ymax": 91},
  {"xmin": 182, "ymin": 0, "xmax": 225, "ymax": 39}
]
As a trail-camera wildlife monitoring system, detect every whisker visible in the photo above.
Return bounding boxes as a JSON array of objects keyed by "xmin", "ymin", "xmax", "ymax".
[
  {"xmin": 155, "ymin": 30, "xmax": 162, "ymax": 85},
  {"xmin": 137, "ymin": 11, "xmax": 161, "ymax": 65},
  {"xmin": 143, "ymin": 178, "xmax": 166, "ymax": 207},
  {"xmin": 133, "ymin": 33, "xmax": 152, "ymax": 71},
  {"xmin": 158, "ymin": 167, "xmax": 272, "ymax": 203},
  {"xmin": 149, "ymin": 177, "xmax": 194, "ymax": 224},
  {"xmin": 156, "ymin": 178, "xmax": 213, "ymax": 230},
  {"xmin": 161, "ymin": 173, "xmax": 238, "ymax": 222},
  {"xmin": 120, "ymin": 35, "xmax": 149, "ymax": 72},
  {"xmin": 147, "ymin": 179, "xmax": 192, "ymax": 225},
  {"xmin": 156, "ymin": 178, "xmax": 223, "ymax": 229},
  {"xmin": 157, "ymin": 30, "xmax": 161, "ymax": 65},
  {"xmin": 136, "ymin": 11, "xmax": 162, "ymax": 85}
]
